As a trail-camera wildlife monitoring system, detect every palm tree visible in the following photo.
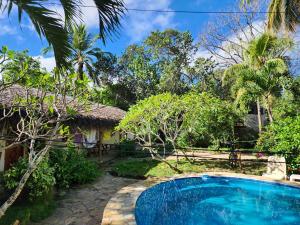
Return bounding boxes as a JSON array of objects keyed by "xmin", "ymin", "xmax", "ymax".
[
  {"xmin": 69, "ymin": 24, "xmax": 116, "ymax": 84},
  {"xmin": 224, "ymin": 34, "xmax": 292, "ymax": 132},
  {"xmin": 243, "ymin": 0, "xmax": 300, "ymax": 32},
  {"xmin": 0, "ymin": 0, "xmax": 125, "ymax": 67},
  {"xmin": 70, "ymin": 24, "xmax": 99, "ymax": 81}
]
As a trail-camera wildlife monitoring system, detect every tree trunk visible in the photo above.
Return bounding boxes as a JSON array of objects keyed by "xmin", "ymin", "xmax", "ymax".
[
  {"xmin": 77, "ymin": 60, "xmax": 84, "ymax": 80},
  {"xmin": 265, "ymin": 95, "xmax": 274, "ymax": 123},
  {"xmin": 256, "ymin": 99, "xmax": 263, "ymax": 134},
  {"xmin": 266, "ymin": 104, "xmax": 274, "ymax": 123}
]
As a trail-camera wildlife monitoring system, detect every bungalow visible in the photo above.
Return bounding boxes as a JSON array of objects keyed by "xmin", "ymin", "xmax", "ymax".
[{"xmin": 0, "ymin": 85, "xmax": 126, "ymax": 172}]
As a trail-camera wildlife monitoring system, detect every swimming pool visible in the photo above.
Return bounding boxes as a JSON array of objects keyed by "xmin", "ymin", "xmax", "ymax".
[{"xmin": 135, "ymin": 176, "xmax": 300, "ymax": 225}]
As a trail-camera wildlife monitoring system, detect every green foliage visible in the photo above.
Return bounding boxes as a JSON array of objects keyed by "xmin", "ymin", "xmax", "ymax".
[
  {"xmin": 144, "ymin": 29, "xmax": 197, "ymax": 94},
  {"xmin": 118, "ymin": 92, "xmax": 241, "ymax": 148},
  {"xmin": 117, "ymin": 93, "xmax": 183, "ymax": 147},
  {"xmin": 0, "ymin": 192, "xmax": 56, "ymax": 225},
  {"xmin": 224, "ymin": 33, "xmax": 292, "ymax": 122},
  {"xmin": 257, "ymin": 116, "xmax": 300, "ymax": 173},
  {"xmin": 49, "ymin": 147, "xmax": 100, "ymax": 189},
  {"xmin": 87, "ymin": 29, "xmax": 226, "ymax": 109},
  {"xmin": 4, "ymin": 158, "xmax": 55, "ymax": 201},
  {"xmin": 180, "ymin": 92, "xmax": 240, "ymax": 147}
]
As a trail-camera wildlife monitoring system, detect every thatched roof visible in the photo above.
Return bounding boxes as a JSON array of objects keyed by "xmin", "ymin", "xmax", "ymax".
[{"xmin": 0, "ymin": 85, "xmax": 125, "ymax": 125}]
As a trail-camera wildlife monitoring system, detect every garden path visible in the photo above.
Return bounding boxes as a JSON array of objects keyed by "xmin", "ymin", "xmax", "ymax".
[{"xmin": 31, "ymin": 174, "xmax": 137, "ymax": 225}]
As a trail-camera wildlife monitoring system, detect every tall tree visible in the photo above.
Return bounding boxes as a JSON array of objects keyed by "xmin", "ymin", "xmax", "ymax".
[
  {"xmin": 144, "ymin": 29, "xmax": 198, "ymax": 94},
  {"xmin": 70, "ymin": 24, "xmax": 100, "ymax": 81},
  {"xmin": 224, "ymin": 33, "xmax": 292, "ymax": 132},
  {"xmin": 0, "ymin": 0, "xmax": 125, "ymax": 67}
]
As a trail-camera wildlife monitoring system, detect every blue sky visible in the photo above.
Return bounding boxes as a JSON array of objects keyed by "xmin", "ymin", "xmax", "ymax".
[{"xmin": 0, "ymin": 0, "xmax": 270, "ymax": 70}]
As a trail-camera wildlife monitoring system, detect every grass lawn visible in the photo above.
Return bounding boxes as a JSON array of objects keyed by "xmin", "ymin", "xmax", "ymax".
[{"xmin": 111, "ymin": 158, "xmax": 266, "ymax": 178}]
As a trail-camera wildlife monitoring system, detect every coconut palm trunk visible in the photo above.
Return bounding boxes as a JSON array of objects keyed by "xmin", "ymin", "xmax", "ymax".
[
  {"xmin": 77, "ymin": 61, "xmax": 84, "ymax": 80},
  {"xmin": 256, "ymin": 98, "xmax": 263, "ymax": 134}
]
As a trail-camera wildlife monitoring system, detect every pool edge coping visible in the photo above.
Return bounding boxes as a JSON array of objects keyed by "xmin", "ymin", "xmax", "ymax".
[{"xmin": 101, "ymin": 172, "xmax": 300, "ymax": 225}]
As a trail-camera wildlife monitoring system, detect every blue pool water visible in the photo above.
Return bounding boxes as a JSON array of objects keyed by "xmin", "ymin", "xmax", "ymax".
[{"xmin": 135, "ymin": 176, "xmax": 300, "ymax": 225}]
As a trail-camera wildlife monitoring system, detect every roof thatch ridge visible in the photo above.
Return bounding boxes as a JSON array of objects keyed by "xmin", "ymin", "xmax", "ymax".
[{"xmin": 0, "ymin": 84, "xmax": 126, "ymax": 123}]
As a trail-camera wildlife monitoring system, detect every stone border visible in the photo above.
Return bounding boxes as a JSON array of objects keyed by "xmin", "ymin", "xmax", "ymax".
[{"xmin": 101, "ymin": 173, "xmax": 300, "ymax": 225}]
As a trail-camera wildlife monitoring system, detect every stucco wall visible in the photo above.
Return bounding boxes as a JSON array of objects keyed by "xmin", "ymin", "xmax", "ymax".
[{"xmin": 100, "ymin": 127, "xmax": 120, "ymax": 144}]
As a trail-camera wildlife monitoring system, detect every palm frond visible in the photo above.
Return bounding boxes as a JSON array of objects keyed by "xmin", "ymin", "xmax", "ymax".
[
  {"xmin": 267, "ymin": 0, "xmax": 283, "ymax": 31},
  {"xmin": 5, "ymin": 0, "xmax": 71, "ymax": 67},
  {"xmin": 223, "ymin": 63, "xmax": 249, "ymax": 85},
  {"xmin": 59, "ymin": 0, "xmax": 82, "ymax": 27},
  {"xmin": 264, "ymin": 58, "xmax": 288, "ymax": 74},
  {"xmin": 93, "ymin": 0, "xmax": 125, "ymax": 43},
  {"xmin": 283, "ymin": 0, "xmax": 300, "ymax": 32}
]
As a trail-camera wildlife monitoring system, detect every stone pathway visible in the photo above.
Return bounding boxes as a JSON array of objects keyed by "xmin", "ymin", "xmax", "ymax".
[{"xmin": 32, "ymin": 174, "xmax": 137, "ymax": 225}]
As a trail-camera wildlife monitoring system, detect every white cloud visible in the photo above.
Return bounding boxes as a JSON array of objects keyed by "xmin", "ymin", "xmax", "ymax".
[
  {"xmin": 1, "ymin": 25, "xmax": 16, "ymax": 36},
  {"xmin": 123, "ymin": 0, "xmax": 175, "ymax": 42},
  {"xmin": 49, "ymin": 0, "xmax": 175, "ymax": 42},
  {"xmin": 34, "ymin": 56, "xmax": 56, "ymax": 72}
]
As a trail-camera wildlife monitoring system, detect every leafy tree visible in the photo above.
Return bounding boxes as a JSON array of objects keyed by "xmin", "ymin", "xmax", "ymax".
[
  {"xmin": 272, "ymin": 77, "xmax": 300, "ymax": 120},
  {"xmin": 118, "ymin": 44, "xmax": 159, "ymax": 101},
  {"xmin": 117, "ymin": 92, "xmax": 241, "ymax": 166},
  {"xmin": 224, "ymin": 34, "xmax": 292, "ymax": 132},
  {"xmin": 257, "ymin": 116, "xmax": 300, "ymax": 173},
  {"xmin": 117, "ymin": 93, "xmax": 185, "ymax": 170},
  {"xmin": 92, "ymin": 51, "xmax": 120, "ymax": 86},
  {"xmin": 2, "ymin": 50, "xmax": 50, "ymax": 87},
  {"xmin": 0, "ymin": 57, "xmax": 90, "ymax": 218},
  {"xmin": 90, "ymin": 84, "xmax": 135, "ymax": 110},
  {"xmin": 144, "ymin": 29, "xmax": 197, "ymax": 94},
  {"xmin": 179, "ymin": 92, "xmax": 240, "ymax": 148},
  {"xmin": 187, "ymin": 57, "xmax": 226, "ymax": 97},
  {"xmin": 0, "ymin": 0, "xmax": 125, "ymax": 67}
]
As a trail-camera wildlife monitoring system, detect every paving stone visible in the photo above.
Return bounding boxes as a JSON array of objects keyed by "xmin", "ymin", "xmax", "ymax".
[{"xmin": 30, "ymin": 173, "xmax": 137, "ymax": 225}]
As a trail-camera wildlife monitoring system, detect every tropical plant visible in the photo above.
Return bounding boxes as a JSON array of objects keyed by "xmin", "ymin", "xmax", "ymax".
[
  {"xmin": 117, "ymin": 92, "xmax": 241, "ymax": 165},
  {"xmin": 49, "ymin": 147, "xmax": 100, "ymax": 189},
  {"xmin": 257, "ymin": 116, "xmax": 300, "ymax": 174},
  {"xmin": 144, "ymin": 29, "xmax": 197, "ymax": 94},
  {"xmin": 223, "ymin": 34, "xmax": 292, "ymax": 132},
  {"xmin": 0, "ymin": 56, "xmax": 90, "ymax": 218},
  {"xmin": 179, "ymin": 92, "xmax": 240, "ymax": 148},
  {"xmin": 117, "ymin": 93, "xmax": 185, "ymax": 171},
  {"xmin": 70, "ymin": 24, "xmax": 100, "ymax": 81},
  {"xmin": 243, "ymin": 0, "xmax": 300, "ymax": 32},
  {"xmin": 0, "ymin": 0, "xmax": 125, "ymax": 67},
  {"xmin": 4, "ymin": 158, "xmax": 55, "ymax": 201}
]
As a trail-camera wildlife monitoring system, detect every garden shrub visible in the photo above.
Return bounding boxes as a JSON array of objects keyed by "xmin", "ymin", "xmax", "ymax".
[
  {"xmin": 49, "ymin": 147, "xmax": 100, "ymax": 189},
  {"xmin": 117, "ymin": 139, "xmax": 136, "ymax": 157},
  {"xmin": 257, "ymin": 116, "xmax": 300, "ymax": 174},
  {"xmin": 0, "ymin": 192, "xmax": 56, "ymax": 225},
  {"xmin": 3, "ymin": 158, "xmax": 55, "ymax": 201}
]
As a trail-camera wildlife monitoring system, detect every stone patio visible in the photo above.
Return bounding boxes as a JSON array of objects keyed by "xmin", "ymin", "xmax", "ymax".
[
  {"xmin": 30, "ymin": 171, "xmax": 300, "ymax": 225},
  {"xmin": 31, "ymin": 173, "xmax": 137, "ymax": 225}
]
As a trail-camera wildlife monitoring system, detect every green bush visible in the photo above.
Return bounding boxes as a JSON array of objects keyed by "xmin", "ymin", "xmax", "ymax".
[
  {"xmin": 0, "ymin": 192, "xmax": 56, "ymax": 225},
  {"xmin": 3, "ymin": 158, "xmax": 55, "ymax": 201},
  {"xmin": 257, "ymin": 116, "xmax": 300, "ymax": 174},
  {"xmin": 49, "ymin": 147, "xmax": 100, "ymax": 189}
]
